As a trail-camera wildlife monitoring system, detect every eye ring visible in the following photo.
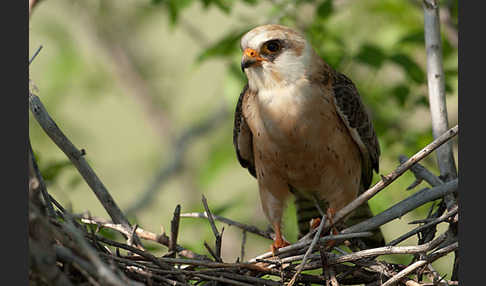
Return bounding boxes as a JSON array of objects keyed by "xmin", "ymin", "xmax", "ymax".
[{"xmin": 264, "ymin": 40, "xmax": 281, "ymax": 53}]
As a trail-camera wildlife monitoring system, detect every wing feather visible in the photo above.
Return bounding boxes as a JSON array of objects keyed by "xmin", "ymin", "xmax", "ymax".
[
  {"xmin": 233, "ymin": 84, "xmax": 256, "ymax": 178},
  {"xmin": 331, "ymin": 72, "xmax": 380, "ymax": 189}
]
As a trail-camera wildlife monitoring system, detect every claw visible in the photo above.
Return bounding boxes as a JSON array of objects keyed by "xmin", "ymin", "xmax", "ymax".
[
  {"xmin": 271, "ymin": 222, "xmax": 290, "ymax": 255},
  {"xmin": 271, "ymin": 237, "xmax": 290, "ymax": 255}
]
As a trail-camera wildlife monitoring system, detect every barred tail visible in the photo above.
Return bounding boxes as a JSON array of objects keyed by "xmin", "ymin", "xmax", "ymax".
[
  {"xmin": 294, "ymin": 194, "xmax": 321, "ymax": 238},
  {"xmin": 344, "ymin": 202, "xmax": 385, "ymax": 249}
]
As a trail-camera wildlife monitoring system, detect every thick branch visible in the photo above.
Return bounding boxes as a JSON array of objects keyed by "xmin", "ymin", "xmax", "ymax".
[
  {"xmin": 342, "ymin": 179, "xmax": 457, "ymax": 234},
  {"xmin": 28, "ymin": 92, "xmax": 138, "ymax": 245},
  {"xmin": 423, "ymin": 0, "xmax": 457, "ymax": 182}
]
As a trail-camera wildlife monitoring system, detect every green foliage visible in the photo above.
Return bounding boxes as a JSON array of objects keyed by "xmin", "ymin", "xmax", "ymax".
[{"xmin": 197, "ymin": 29, "xmax": 249, "ymax": 63}]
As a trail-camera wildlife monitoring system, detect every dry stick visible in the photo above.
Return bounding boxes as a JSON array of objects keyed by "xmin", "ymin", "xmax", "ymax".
[
  {"xmin": 388, "ymin": 204, "xmax": 458, "ymax": 246},
  {"xmin": 250, "ymin": 232, "xmax": 373, "ymax": 263},
  {"xmin": 94, "ymin": 234, "xmax": 271, "ymax": 273},
  {"xmin": 382, "ymin": 260, "xmax": 428, "ymax": 286},
  {"xmin": 201, "ymin": 195, "xmax": 223, "ymax": 262},
  {"xmin": 54, "ymin": 244, "xmax": 99, "ymax": 281},
  {"xmin": 240, "ymin": 230, "xmax": 247, "ymax": 262},
  {"xmin": 28, "ymin": 92, "xmax": 141, "ymax": 247},
  {"xmin": 288, "ymin": 214, "xmax": 327, "ymax": 286},
  {"xmin": 169, "ymin": 205, "xmax": 181, "ymax": 257},
  {"xmin": 320, "ymin": 125, "xmax": 458, "ymax": 235},
  {"xmin": 382, "ymin": 242, "xmax": 459, "ymax": 286},
  {"xmin": 427, "ymin": 241, "xmax": 458, "ymax": 263},
  {"xmin": 423, "ymin": 0, "xmax": 458, "ymax": 185},
  {"xmin": 63, "ymin": 218, "xmax": 142, "ymax": 286},
  {"xmin": 29, "ymin": 238, "xmax": 75, "ymax": 286},
  {"xmin": 399, "ymin": 155, "xmax": 443, "ymax": 188},
  {"xmin": 295, "ymin": 233, "xmax": 447, "ymax": 273},
  {"xmin": 341, "ymin": 178, "xmax": 457, "ymax": 234},
  {"xmin": 181, "ymin": 212, "xmax": 273, "ymax": 240},
  {"xmin": 125, "ymin": 267, "xmax": 190, "ymax": 286},
  {"xmin": 91, "ymin": 235, "xmax": 173, "ymax": 271},
  {"xmin": 29, "ymin": 45, "xmax": 43, "ymax": 65},
  {"xmin": 78, "ymin": 216, "xmax": 209, "ymax": 260},
  {"xmin": 118, "ymin": 256, "xmax": 281, "ymax": 286},
  {"xmin": 28, "ymin": 138, "xmax": 56, "ymax": 217}
]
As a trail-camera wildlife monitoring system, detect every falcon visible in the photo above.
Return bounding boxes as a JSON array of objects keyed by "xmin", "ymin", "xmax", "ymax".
[{"xmin": 233, "ymin": 24, "xmax": 384, "ymax": 251}]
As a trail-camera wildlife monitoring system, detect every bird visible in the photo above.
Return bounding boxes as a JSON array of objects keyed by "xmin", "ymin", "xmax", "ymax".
[{"xmin": 233, "ymin": 24, "xmax": 385, "ymax": 251}]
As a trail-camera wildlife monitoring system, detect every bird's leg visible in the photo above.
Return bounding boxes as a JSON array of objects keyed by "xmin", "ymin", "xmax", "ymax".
[
  {"xmin": 271, "ymin": 221, "xmax": 290, "ymax": 255},
  {"xmin": 325, "ymin": 207, "xmax": 339, "ymax": 248},
  {"xmin": 309, "ymin": 207, "xmax": 340, "ymax": 247}
]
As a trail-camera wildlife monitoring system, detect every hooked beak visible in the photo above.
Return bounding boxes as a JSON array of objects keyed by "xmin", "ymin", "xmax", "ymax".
[{"xmin": 241, "ymin": 48, "xmax": 267, "ymax": 72}]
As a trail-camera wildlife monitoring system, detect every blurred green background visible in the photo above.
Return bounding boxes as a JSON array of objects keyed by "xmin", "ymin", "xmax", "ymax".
[{"xmin": 29, "ymin": 0, "xmax": 457, "ymax": 280}]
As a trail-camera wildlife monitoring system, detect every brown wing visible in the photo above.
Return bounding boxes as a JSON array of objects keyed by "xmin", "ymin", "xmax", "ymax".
[
  {"xmin": 331, "ymin": 72, "xmax": 380, "ymax": 190},
  {"xmin": 233, "ymin": 84, "xmax": 256, "ymax": 178}
]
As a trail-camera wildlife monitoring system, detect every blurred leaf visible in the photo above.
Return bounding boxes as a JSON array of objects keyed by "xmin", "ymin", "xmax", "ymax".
[
  {"xmin": 200, "ymin": 0, "xmax": 232, "ymax": 13},
  {"xmin": 67, "ymin": 176, "xmax": 83, "ymax": 189},
  {"xmin": 316, "ymin": 0, "xmax": 334, "ymax": 20},
  {"xmin": 152, "ymin": 0, "xmax": 194, "ymax": 25},
  {"xmin": 96, "ymin": 227, "xmax": 121, "ymax": 241},
  {"xmin": 389, "ymin": 53, "xmax": 426, "ymax": 84},
  {"xmin": 414, "ymin": 95, "xmax": 429, "ymax": 107},
  {"xmin": 197, "ymin": 29, "xmax": 248, "ymax": 63},
  {"xmin": 391, "ymin": 84, "xmax": 410, "ymax": 107},
  {"xmin": 41, "ymin": 160, "xmax": 72, "ymax": 184},
  {"xmin": 442, "ymin": 34, "xmax": 455, "ymax": 60},
  {"xmin": 398, "ymin": 29, "xmax": 424, "ymax": 46},
  {"xmin": 241, "ymin": 0, "xmax": 258, "ymax": 4},
  {"xmin": 355, "ymin": 44, "xmax": 387, "ymax": 69}
]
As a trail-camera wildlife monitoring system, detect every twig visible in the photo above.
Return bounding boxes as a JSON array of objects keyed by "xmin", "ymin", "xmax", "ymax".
[
  {"xmin": 250, "ymin": 232, "xmax": 373, "ymax": 263},
  {"xmin": 180, "ymin": 212, "xmax": 273, "ymax": 240},
  {"xmin": 399, "ymin": 155, "xmax": 443, "ymax": 189},
  {"xmin": 288, "ymin": 232, "xmax": 448, "ymax": 270},
  {"xmin": 320, "ymin": 125, "xmax": 458, "ymax": 234},
  {"xmin": 28, "ymin": 137, "xmax": 55, "ymax": 217},
  {"xmin": 240, "ymin": 230, "xmax": 247, "ymax": 262},
  {"xmin": 78, "ymin": 215, "xmax": 208, "ymax": 260},
  {"xmin": 28, "ymin": 92, "xmax": 141, "ymax": 247},
  {"xmin": 382, "ymin": 260, "xmax": 427, "ymax": 286},
  {"xmin": 63, "ymin": 216, "xmax": 142, "ymax": 286},
  {"xmin": 388, "ymin": 204, "xmax": 457, "ymax": 246},
  {"xmin": 341, "ymin": 178, "xmax": 457, "ymax": 234},
  {"xmin": 201, "ymin": 195, "xmax": 223, "ymax": 262},
  {"xmin": 169, "ymin": 205, "xmax": 181, "ymax": 257},
  {"xmin": 29, "ymin": 45, "xmax": 43, "ymax": 65},
  {"xmin": 288, "ymin": 214, "xmax": 327, "ymax": 286}
]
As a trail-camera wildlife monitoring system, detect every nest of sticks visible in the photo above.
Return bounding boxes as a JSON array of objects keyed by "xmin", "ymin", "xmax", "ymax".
[{"xmin": 28, "ymin": 82, "xmax": 459, "ymax": 286}]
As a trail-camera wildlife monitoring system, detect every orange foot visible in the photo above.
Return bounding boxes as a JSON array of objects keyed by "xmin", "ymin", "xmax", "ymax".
[
  {"xmin": 271, "ymin": 236, "xmax": 290, "ymax": 255},
  {"xmin": 309, "ymin": 208, "xmax": 340, "ymax": 248},
  {"xmin": 325, "ymin": 207, "xmax": 339, "ymax": 248}
]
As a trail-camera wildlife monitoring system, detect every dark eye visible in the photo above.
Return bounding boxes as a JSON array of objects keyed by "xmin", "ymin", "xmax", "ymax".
[{"xmin": 265, "ymin": 40, "xmax": 281, "ymax": 53}]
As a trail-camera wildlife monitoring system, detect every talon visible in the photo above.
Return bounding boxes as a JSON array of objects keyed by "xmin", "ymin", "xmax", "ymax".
[
  {"xmin": 310, "ymin": 217, "xmax": 321, "ymax": 229},
  {"xmin": 271, "ymin": 237, "xmax": 290, "ymax": 255}
]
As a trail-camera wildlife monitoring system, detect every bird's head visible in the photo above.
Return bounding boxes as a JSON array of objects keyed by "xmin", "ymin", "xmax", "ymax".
[{"xmin": 240, "ymin": 24, "xmax": 314, "ymax": 91}]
